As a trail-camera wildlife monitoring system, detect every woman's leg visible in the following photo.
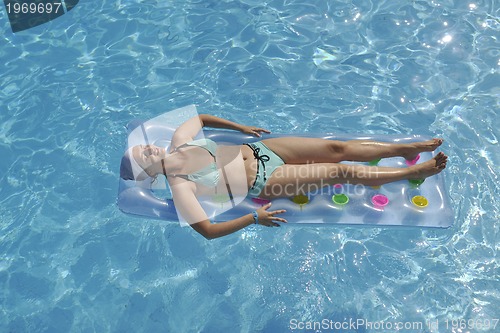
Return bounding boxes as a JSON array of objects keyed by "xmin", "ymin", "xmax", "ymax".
[
  {"xmin": 262, "ymin": 137, "xmax": 443, "ymax": 164},
  {"xmin": 259, "ymin": 152, "xmax": 448, "ymax": 199}
]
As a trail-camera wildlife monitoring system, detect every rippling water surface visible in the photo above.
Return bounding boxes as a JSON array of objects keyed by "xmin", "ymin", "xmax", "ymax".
[{"xmin": 0, "ymin": 0, "xmax": 498, "ymax": 332}]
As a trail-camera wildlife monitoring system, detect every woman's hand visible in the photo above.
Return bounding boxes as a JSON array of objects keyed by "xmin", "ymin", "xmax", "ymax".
[
  {"xmin": 256, "ymin": 203, "xmax": 287, "ymax": 227},
  {"xmin": 239, "ymin": 125, "xmax": 271, "ymax": 137}
]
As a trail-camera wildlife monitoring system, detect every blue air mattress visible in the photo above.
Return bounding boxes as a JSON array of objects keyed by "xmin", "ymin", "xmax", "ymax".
[{"xmin": 118, "ymin": 123, "xmax": 453, "ymax": 228}]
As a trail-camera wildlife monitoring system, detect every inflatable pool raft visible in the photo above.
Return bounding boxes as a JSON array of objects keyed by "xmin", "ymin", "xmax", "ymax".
[{"xmin": 118, "ymin": 118, "xmax": 453, "ymax": 228}]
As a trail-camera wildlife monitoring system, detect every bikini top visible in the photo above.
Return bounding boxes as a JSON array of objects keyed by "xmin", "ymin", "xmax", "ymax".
[{"xmin": 167, "ymin": 138, "xmax": 220, "ymax": 187}]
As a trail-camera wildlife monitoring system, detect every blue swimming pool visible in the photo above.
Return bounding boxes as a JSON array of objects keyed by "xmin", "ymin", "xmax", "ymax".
[{"xmin": 0, "ymin": 0, "xmax": 498, "ymax": 332}]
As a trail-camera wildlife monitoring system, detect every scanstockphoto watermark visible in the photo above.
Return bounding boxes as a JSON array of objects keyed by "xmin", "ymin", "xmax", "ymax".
[
  {"xmin": 265, "ymin": 179, "xmax": 367, "ymax": 197},
  {"xmin": 261, "ymin": 163, "xmax": 380, "ymax": 197},
  {"xmin": 263, "ymin": 161, "xmax": 383, "ymax": 182},
  {"xmin": 289, "ymin": 318, "xmax": 425, "ymax": 331},
  {"xmin": 290, "ymin": 317, "xmax": 500, "ymax": 332}
]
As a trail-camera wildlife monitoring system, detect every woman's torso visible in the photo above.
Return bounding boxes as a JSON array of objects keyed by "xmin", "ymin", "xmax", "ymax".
[{"xmin": 168, "ymin": 141, "xmax": 257, "ymax": 191}]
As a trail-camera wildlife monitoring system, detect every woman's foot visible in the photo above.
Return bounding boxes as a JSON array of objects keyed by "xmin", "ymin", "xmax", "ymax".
[
  {"xmin": 402, "ymin": 138, "xmax": 443, "ymax": 161},
  {"xmin": 409, "ymin": 152, "xmax": 447, "ymax": 179}
]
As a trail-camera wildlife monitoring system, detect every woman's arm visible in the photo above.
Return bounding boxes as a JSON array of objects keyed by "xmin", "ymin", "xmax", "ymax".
[
  {"xmin": 172, "ymin": 182, "xmax": 287, "ymax": 239},
  {"xmin": 199, "ymin": 114, "xmax": 270, "ymax": 137},
  {"xmin": 191, "ymin": 214, "xmax": 255, "ymax": 240},
  {"xmin": 191, "ymin": 203, "xmax": 287, "ymax": 240},
  {"xmin": 172, "ymin": 114, "xmax": 270, "ymax": 147}
]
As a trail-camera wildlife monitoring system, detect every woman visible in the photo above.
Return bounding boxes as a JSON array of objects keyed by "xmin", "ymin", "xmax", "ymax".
[{"xmin": 120, "ymin": 114, "xmax": 447, "ymax": 239}]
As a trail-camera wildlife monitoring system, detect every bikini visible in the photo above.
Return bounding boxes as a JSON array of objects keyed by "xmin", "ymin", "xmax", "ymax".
[
  {"xmin": 162, "ymin": 138, "xmax": 220, "ymax": 188},
  {"xmin": 244, "ymin": 142, "xmax": 285, "ymax": 197},
  {"xmin": 162, "ymin": 138, "xmax": 285, "ymax": 197}
]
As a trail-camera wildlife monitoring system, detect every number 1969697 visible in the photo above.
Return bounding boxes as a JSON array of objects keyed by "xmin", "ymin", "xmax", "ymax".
[{"xmin": 5, "ymin": 2, "xmax": 63, "ymax": 15}]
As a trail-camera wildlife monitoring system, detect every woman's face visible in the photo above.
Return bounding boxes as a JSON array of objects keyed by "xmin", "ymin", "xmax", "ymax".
[{"xmin": 132, "ymin": 144, "xmax": 165, "ymax": 177}]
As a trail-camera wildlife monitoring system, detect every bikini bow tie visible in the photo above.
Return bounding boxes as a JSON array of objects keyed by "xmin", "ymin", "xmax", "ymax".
[
  {"xmin": 251, "ymin": 147, "xmax": 270, "ymax": 181},
  {"xmin": 251, "ymin": 147, "xmax": 270, "ymax": 163}
]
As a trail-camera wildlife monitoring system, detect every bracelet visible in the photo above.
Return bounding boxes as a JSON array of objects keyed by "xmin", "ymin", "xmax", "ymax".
[{"xmin": 252, "ymin": 211, "xmax": 259, "ymax": 224}]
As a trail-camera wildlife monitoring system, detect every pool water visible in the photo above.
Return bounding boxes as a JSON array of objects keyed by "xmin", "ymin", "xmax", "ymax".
[{"xmin": 0, "ymin": 0, "xmax": 498, "ymax": 332}]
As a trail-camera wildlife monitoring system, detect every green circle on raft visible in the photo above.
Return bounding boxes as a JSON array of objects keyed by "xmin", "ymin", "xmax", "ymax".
[
  {"xmin": 408, "ymin": 179, "xmax": 425, "ymax": 187},
  {"xmin": 292, "ymin": 195, "xmax": 309, "ymax": 205},
  {"xmin": 332, "ymin": 194, "xmax": 349, "ymax": 205},
  {"xmin": 212, "ymin": 194, "xmax": 231, "ymax": 203},
  {"xmin": 368, "ymin": 158, "xmax": 381, "ymax": 166}
]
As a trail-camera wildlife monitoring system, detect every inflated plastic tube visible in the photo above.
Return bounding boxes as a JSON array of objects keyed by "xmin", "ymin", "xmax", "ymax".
[
  {"xmin": 117, "ymin": 121, "xmax": 453, "ymax": 228},
  {"xmin": 117, "ymin": 120, "xmax": 178, "ymax": 220}
]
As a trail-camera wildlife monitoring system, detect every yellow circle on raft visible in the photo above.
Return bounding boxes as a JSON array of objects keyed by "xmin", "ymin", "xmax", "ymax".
[
  {"xmin": 292, "ymin": 195, "xmax": 309, "ymax": 205},
  {"xmin": 411, "ymin": 195, "xmax": 428, "ymax": 208}
]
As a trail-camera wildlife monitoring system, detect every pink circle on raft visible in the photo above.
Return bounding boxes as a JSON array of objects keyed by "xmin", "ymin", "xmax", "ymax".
[
  {"xmin": 405, "ymin": 154, "xmax": 420, "ymax": 166},
  {"xmin": 333, "ymin": 184, "xmax": 343, "ymax": 189},
  {"xmin": 252, "ymin": 198, "xmax": 271, "ymax": 205},
  {"xmin": 371, "ymin": 194, "xmax": 389, "ymax": 207}
]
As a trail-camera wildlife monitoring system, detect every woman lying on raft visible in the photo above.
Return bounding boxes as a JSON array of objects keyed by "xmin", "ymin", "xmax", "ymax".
[{"xmin": 120, "ymin": 114, "xmax": 447, "ymax": 239}]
